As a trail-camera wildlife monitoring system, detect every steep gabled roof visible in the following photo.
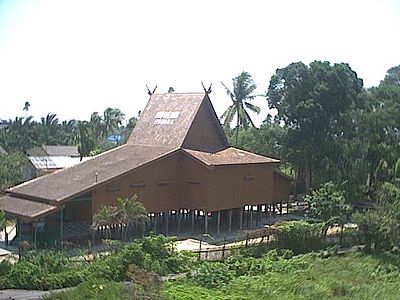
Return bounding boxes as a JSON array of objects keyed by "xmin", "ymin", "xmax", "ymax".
[
  {"xmin": 127, "ymin": 92, "xmax": 228, "ymax": 150},
  {"xmin": 9, "ymin": 145, "xmax": 177, "ymax": 203},
  {"xmin": 183, "ymin": 147, "xmax": 280, "ymax": 166},
  {"xmin": 128, "ymin": 93, "xmax": 205, "ymax": 148}
]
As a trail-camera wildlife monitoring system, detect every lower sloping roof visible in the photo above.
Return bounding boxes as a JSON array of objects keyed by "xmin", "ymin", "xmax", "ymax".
[
  {"xmin": 183, "ymin": 147, "xmax": 280, "ymax": 166},
  {"xmin": 0, "ymin": 195, "xmax": 59, "ymax": 220},
  {"xmin": 9, "ymin": 145, "xmax": 176, "ymax": 203}
]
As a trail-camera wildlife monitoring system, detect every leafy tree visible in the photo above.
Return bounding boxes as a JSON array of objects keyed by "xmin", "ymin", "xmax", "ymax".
[
  {"xmin": 221, "ymin": 71, "xmax": 261, "ymax": 146},
  {"xmin": 0, "ymin": 152, "xmax": 27, "ymax": 194},
  {"xmin": 353, "ymin": 182, "xmax": 400, "ymax": 252},
  {"xmin": 305, "ymin": 182, "xmax": 350, "ymax": 237},
  {"xmin": 267, "ymin": 61, "xmax": 364, "ymax": 193}
]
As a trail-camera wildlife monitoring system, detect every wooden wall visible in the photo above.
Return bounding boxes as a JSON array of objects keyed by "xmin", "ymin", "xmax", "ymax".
[{"xmin": 92, "ymin": 151, "xmax": 292, "ymax": 216}]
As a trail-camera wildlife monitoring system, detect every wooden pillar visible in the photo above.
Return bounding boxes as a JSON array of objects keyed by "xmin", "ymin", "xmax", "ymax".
[
  {"xmin": 239, "ymin": 208, "xmax": 243, "ymax": 231},
  {"xmin": 60, "ymin": 209, "xmax": 64, "ymax": 241},
  {"xmin": 33, "ymin": 223, "xmax": 37, "ymax": 250},
  {"xmin": 153, "ymin": 213, "xmax": 157, "ymax": 234},
  {"xmin": 228, "ymin": 209, "xmax": 233, "ymax": 233},
  {"xmin": 17, "ymin": 219, "xmax": 22, "ymax": 245},
  {"xmin": 165, "ymin": 212, "xmax": 169, "ymax": 235},
  {"xmin": 279, "ymin": 201, "xmax": 283, "ymax": 215},
  {"xmin": 257, "ymin": 205, "xmax": 262, "ymax": 226},
  {"xmin": 250, "ymin": 207, "xmax": 253, "ymax": 229},
  {"xmin": 191, "ymin": 210, "xmax": 195, "ymax": 233},
  {"xmin": 216, "ymin": 211, "xmax": 221, "ymax": 236},
  {"xmin": 204, "ymin": 212, "xmax": 208, "ymax": 234},
  {"xmin": 177, "ymin": 211, "xmax": 181, "ymax": 234}
]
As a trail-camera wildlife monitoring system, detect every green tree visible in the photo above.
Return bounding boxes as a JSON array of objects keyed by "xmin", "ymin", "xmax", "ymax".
[
  {"xmin": 353, "ymin": 182, "xmax": 400, "ymax": 252},
  {"xmin": 221, "ymin": 71, "xmax": 261, "ymax": 146},
  {"xmin": 267, "ymin": 61, "xmax": 364, "ymax": 193},
  {"xmin": 305, "ymin": 182, "xmax": 350, "ymax": 237},
  {"xmin": 0, "ymin": 152, "xmax": 27, "ymax": 194}
]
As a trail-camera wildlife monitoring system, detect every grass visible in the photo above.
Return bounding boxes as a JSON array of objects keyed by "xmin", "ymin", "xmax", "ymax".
[{"xmin": 161, "ymin": 252, "xmax": 400, "ymax": 300}]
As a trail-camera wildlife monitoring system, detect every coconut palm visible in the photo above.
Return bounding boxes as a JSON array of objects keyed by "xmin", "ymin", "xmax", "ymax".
[
  {"xmin": 116, "ymin": 194, "xmax": 149, "ymax": 240},
  {"xmin": 92, "ymin": 205, "xmax": 118, "ymax": 239},
  {"xmin": 221, "ymin": 71, "xmax": 261, "ymax": 146}
]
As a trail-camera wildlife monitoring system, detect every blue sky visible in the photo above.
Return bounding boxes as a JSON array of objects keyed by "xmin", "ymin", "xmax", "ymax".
[{"xmin": 0, "ymin": 0, "xmax": 399, "ymax": 125}]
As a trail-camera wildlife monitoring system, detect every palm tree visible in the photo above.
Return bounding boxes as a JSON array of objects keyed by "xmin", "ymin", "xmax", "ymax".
[
  {"xmin": 220, "ymin": 71, "xmax": 261, "ymax": 146},
  {"xmin": 116, "ymin": 195, "xmax": 149, "ymax": 240},
  {"xmin": 92, "ymin": 205, "xmax": 118, "ymax": 239}
]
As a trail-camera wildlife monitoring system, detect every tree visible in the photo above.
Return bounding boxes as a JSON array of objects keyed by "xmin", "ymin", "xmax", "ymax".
[
  {"xmin": 77, "ymin": 121, "xmax": 96, "ymax": 160},
  {"xmin": 0, "ymin": 152, "xmax": 27, "ymax": 194},
  {"xmin": 267, "ymin": 61, "xmax": 364, "ymax": 193},
  {"xmin": 116, "ymin": 194, "xmax": 149, "ymax": 240},
  {"xmin": 92, "ymin": 205, "xmax": 118, "ymax": 239},
  {"xmin": 23, "ymin": 101, "xmax": 30, "ymax": 115},
  {"xmin": 353, "ymin": 182, "xmax": 400, "ymax": 252},
  {"xmin": 220, "ymin": 72, "xmax": 261, "ymax": 146},
  {"xmin": 305, "ymin": 182, "xmax": 350, "ymax": 237}
]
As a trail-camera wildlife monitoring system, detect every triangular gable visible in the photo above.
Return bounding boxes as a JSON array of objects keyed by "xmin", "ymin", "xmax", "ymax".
[
  {"xmin": 127, "ymin": 93, "xmax": 206, "ymax": 148},
  {"xmin": 182, "ymin": 94, "xmax": 229, "ymax": 152}
]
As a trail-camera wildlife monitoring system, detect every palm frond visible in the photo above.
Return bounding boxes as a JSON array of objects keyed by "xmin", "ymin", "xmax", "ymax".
[{"xmin": 244, "ymin": 101, "xmax": 261, "ymax": 114}]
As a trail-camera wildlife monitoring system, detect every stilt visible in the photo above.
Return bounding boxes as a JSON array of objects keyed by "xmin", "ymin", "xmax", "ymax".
[
  {"xmin": 177, "ymin": 211, "xmax": 181, "ymax": 234},
  {"xmin": 216, "ymin": 211, "xmax": 221, "ymax": 236},
  {"xmin": 191, "ymin": 210, "xmax": 195, "ymax": 233},
  {"xmin": 257, "ymin": 205, "xmax": 262, "ymax": 226},
  {"xmin": 60, "ymin": 210, "xmax": 64, "ymax": 242},
  {"xmin": 153, "ymin": 213, "xmax": 157, "ymax": 234},
  {"xmin": 250, "ymin": 207, "xmax": 253, "ymax": 229},
  {"xmin": 204, "ymin": 212, "xmax": 208, "ymax": 234},
  {"xmin": 228, "ymin": 209, "xmax": 233, "ymax": 233},
  {"xmin": 239, "ymin": 208, "xmax": 243, "ymax": 231},
  {"xmin": 279, "ymin": 201, "xmax": 283, "ymax": 215},
  {"xmin": 165, "ymin": 212, "xmax": 169, "ymax": 235},
  {"xmin": 34, "ymin": 223, "xmax": 37, "ymax": 250}
]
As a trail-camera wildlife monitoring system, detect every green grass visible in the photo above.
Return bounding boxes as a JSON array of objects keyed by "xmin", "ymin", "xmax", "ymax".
[{"xmin": 161, "ymin": 252, "xmax": 400, "ymax": 300}]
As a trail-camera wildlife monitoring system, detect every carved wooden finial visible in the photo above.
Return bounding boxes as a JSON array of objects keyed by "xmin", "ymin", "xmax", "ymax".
[
  {"xmin": 146, "ymin": 84, "xmax": 158, "ymax": 96},
  {"xmin": 201, "ymin": 81, "xmax": 212, "ymax": 94}
]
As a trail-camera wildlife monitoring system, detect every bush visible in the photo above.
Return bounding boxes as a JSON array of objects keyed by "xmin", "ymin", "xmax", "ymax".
[
  {"xmin": 274, "ymin": 221, "xmax": 324, "ymax": 254},
  {"xmin": 191, "ymin": 262, "xmax": 234, "ymax": 288}
]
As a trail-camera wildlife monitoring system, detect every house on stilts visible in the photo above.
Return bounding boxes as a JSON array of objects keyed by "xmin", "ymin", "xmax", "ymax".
[{"xmin": 0, "ymin": 92, "xmax": 293, "ymax": 247}]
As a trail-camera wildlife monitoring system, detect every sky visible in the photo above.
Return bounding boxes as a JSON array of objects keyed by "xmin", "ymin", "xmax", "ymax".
[{"xmin": 0, "ymin": 0, "xmax": 399, "ymax": 126}]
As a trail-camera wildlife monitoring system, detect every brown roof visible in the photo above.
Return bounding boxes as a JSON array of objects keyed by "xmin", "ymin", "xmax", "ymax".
[
  {"xmin": 128, "ymin": 93, "xmax": 206, "ymax": 148},
  {"xmin": 28, "ymin": 145, "xmax": 80, "ymax": 157},
  {"xmin": 9, "ymin": 145, "xmax": 176, "ymax": 203},
  {"xmin": 0, "ymin": 195, "xmax": 59, "ymax": 220},
  {"xmin": 183, "ymin": 147, "xmax": 280, "ymax": 166},
  {"xmin": 43, "ymin": 145, "xmax": 80, "ymax": 157}
]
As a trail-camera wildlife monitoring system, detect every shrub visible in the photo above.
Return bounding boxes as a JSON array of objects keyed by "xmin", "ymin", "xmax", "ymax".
[{"xmin": 274, "ymin": 221, "xmax": 324, "ymax": 254}]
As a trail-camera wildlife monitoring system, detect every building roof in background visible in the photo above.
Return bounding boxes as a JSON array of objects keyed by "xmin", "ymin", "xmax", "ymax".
[
  {"xmin": 27, "ymin": 145, "xmax": 80, "ymax": 157},
  {"xmin": 28, "ymin": 156, "xmax": 91, "ymax": 170},
  {"xmin": 9, "ymin": 144, "xmax": 176, "ymax": 203},
  {"xmin": 183, "ymin": 147, "xmax": 280, "ymax": 166},
  {"xmin": 0, "ymin": 145, "xmax": 6, "ymax": 156},
  {"xmin": 127, "ymin": 93, "xmax": 206, "ymax": 148}
]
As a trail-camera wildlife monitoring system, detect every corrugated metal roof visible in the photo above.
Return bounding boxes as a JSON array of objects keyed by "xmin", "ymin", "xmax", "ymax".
[
  {"xmin": 0, "ymin": 195, "xmax": 58, "ymax": 220},
  {"xmin": 9, "ymin": 145, "xmax": 177, "ymax": 203},
  {"xmin": 183, "ymin": 147, "xmax": 280, "ymax": 166},
  {"xmin": 128, "ymin": 93, "xmax": 206, "ymax": 148},
  {"xmin": 28, "ymin": 156, "xmax": 90, "ymax": 170}
]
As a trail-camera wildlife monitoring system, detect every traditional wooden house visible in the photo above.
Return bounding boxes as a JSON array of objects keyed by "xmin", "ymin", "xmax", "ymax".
[{"xmin": 0, "ymin": 92, "xmax": 292, "ymax": 246}]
